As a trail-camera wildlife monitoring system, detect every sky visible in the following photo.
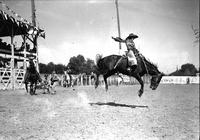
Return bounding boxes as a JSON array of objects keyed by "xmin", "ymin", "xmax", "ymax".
[{"xmin": 1, "ymin": 0, "xmax": 199, "ymax": 73}]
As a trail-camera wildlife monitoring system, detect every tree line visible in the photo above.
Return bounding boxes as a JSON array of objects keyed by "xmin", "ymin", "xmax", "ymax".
[
  {"xmin": 169, "ymin": 63, "xmax": 199, "ymax": 76},
  {"xmin": 39, "ymin": 54, "xmax": 97, "ymax": 75}
]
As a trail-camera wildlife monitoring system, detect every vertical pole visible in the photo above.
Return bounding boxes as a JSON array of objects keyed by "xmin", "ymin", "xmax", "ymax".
[
  {"xmin": 34, "ymin": 36, "xmax": 39, "ymax": 72},
  {"xmin": 31, "ymin": 0, "xmax": 36, "ymax": 26},
  {"xmin": 80, "ymin": 75, "xmax": 83, "ymax": 86},
  {"xmin": 31, "ymin": 0, "xmax": 39, "ymax": 72},
  {"xmin": 23, "ymin": 36, "xmax": 27, "ymax": 70},
  {"xmin": 11, "ymin": 26, "xmax": 15, "ymax": 90},
  {"xmin": 115, "ymin": 0, "xmax": 121, "ymax": 54},
  {"xmin": 89, "ymin": 75, "xmax": 91, "ymax": 86}
]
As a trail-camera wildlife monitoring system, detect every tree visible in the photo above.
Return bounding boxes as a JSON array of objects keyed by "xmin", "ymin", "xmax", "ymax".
[
  {"xmin": 47, "ymin": 62, "xmax": 55, "ymax": 73},
  {"xmin": 83, "ymin": 58, "xmax": 96, "ymax": 74},
  {"xmin": 39, "ymin": 63, "xmax": 48, "ymax": 74},
  {"xmin": 67, "ymin": 54, "xmax": 96, "ymax": 74},
  {"xmin": 170, "ymin": 63, "xmax": 198, "ymax": 76},
  {"xmin": 39, "ymin": 62, "xmax": 67, "ymax": 74},
  {"xmin": 181, "ymin": 63, "xmax": 197, "ymax": 76},
  {"xmin": 55, "ymin": 64, "xmax": 65, "ymax": 74},
  {"xmin": 67, "ymin": 55, "xmax": 86, "ymax": 74},
  {"xmin": 38, "ymin": 54, "xmax": 97, "ymax": 74}
]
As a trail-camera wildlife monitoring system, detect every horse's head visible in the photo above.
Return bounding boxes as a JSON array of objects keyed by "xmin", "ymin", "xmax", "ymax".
[
  {"xmin": 28, "ymin": 58, "xmax": 35, "ymax": 68},
  {"xmin": 150, "ymin": 72, "xmax": 164, "ymax": 90},
  {"xmin": 27, "ymin": 58, "xmax": 37, "ymax": 74}
]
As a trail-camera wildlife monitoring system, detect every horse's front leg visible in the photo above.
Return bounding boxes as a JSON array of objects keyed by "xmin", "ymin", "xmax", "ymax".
[
  {"xmin": 134, "ymin": 74, "xmax": 144, "ymax": 97},
  {"xmin": 25, "ymin": 82, "xmax": 28, "ymax": 93},
  {"xmin": 33, "ymin": 82, "xmax": 37, "ymax": 95},
  {"xmin": 95, "ymin": 74, "xmax": 99, "ymax": 89},
  {"xmin": 103, "ymin": 75, "xmax": 108, "ymax": 91}
]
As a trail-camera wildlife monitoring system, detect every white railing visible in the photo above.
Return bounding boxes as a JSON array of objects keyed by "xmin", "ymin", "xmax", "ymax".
[
  {"xmin": 160, "ymin": 76, "xmax": 199, "ymax": 84},
  {"xmin": 0, "ymin": 68, "xmax": 25, "ymax": 90}
]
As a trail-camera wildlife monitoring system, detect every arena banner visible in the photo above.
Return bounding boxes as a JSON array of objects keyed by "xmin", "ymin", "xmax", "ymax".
[{"xmin": 161, "ymin": 76, "xmax": 199, "ymax": 84}]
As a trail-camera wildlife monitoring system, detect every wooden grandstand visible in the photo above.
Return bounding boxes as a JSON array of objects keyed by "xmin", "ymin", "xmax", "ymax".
[{"xmin": 0, "ymin": 2, "xmax": 45, "ymax": 90}]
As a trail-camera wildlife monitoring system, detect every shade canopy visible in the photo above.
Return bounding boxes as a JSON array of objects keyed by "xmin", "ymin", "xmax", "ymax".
[{"xmin": 0, "ymin": 10, "xmax": 45, "ymax": 38}]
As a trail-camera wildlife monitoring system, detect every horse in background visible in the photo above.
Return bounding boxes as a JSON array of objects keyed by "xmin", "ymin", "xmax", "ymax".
[
  {"xmin": 24, "ymin": 59, "xmax": 42, "ymax": 95},
  {"xmin": 62, "ymin": 71, "xmax": 73, "ymax": 87},
  {"xmin": 95, "ymin": 54, "xmax": 164, "ymax": 97}
]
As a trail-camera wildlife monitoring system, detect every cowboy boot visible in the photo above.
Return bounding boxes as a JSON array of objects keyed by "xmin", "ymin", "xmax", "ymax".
[
  {"xmin": 127, "ymin": 65, "xmax": 137, "ymax": 73},
  {"xmin": 133, "ymin": 65, "xmax": 141, "ymax": 73}
]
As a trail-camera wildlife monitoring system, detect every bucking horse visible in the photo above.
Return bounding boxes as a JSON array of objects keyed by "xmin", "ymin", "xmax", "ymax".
[
  {"xmin": 24, "ymin": 59, "xmax": 42, "ymax": 95},
  {"xmin": 94, "ymin": 54, "xmax": 164, "ymax": 97}
]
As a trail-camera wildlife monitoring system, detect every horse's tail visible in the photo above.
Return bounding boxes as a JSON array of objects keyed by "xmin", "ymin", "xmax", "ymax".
[{"xmin": 95, "ymin": 54, "xmax": 103, "ymax": 67}]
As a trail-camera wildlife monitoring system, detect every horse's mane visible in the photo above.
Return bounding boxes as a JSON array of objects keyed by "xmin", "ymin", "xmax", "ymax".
[{"xmin": 142, "ymin": 56, "xmax": 158, "ymax": 70}]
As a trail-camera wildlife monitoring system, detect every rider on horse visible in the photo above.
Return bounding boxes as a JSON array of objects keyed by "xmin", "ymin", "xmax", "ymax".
[
  {"xmin": 23, "ymin": 59, "xmax": 42, "ymax": 83},
  {"xmin": 112, "ymin": 33, "xmax": 142, "ymax": 73},
  {"xmin": 50, "ymin": 71, "xmax": 60, "ymax": 94}
]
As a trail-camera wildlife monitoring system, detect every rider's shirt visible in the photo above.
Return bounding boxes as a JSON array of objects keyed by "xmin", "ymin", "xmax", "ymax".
[
  {"xmin": 125, "ymin": 38, "xmax": 138, "ymax": 65},
  {"xmin": 50, "ymin": 74, "xmax": 60, "ymax": 84},
  {"xmin": 126, "ymin": 49, "xmax": 137, "ymax": 65},
  {"xmin": 112, "ymin": 36, "xmax": 141, "ymax": 66}
]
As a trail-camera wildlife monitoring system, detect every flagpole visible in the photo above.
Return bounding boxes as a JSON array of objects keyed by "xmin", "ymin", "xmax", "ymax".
[
  {"xmin": 31, "ymin": 0, "xmax": 36, "ymax": 26},
  {"xmin": 115, "ymin": 0, "xmax": 121, "ymax": 55},
  {"xmin": 31, "ymin": 0, "xmax": 39, "ymax": 72}
]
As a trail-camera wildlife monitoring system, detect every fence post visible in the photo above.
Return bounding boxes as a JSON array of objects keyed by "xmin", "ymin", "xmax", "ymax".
[{"xmin": 80, "ymin": 75, "xmax": 83, "ymax": 86}]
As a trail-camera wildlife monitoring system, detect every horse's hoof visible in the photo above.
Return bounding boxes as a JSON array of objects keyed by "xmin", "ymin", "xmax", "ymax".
[{"xmin": 138, "ymin": 90, "xmax": 143, "ymax": 97}]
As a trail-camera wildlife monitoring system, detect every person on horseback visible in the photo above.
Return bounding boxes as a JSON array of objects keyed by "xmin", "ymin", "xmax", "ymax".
[
  {"xmin": 112, "ymin": 33, "xmax": 141, "ymax": 73},
  {"xmin": 23, "ymin": 59, "xmax": 42, "ymax": 83},
  {"xmin": 42, "ymin": 74, "xmax": 50, "ymax": 94}
]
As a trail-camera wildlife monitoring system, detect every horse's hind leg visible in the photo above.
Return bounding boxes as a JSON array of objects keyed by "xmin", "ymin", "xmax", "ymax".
[
  {"xmin": 103, "ymin": 75, "xmax": 108, "ymax": 91},
  {"xmin": 25, "ymin": 83, "xmax": 28, "ymax": 93},
  {"xmin": 134, "ymin": 74, "xmax": 144, "ymax": 97},
  {"xmin": 103, "ymin": 71, "xmax": 117, "ymax": 91},
  {"xmin": 103, "ymin": 72, "xmax": 114, "ymax": 91}
]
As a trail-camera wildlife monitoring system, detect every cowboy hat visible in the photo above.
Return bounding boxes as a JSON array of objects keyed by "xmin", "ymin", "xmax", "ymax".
[{"xmin": 126, "ymin": 33, "xmax": 138, "ymax": 39}]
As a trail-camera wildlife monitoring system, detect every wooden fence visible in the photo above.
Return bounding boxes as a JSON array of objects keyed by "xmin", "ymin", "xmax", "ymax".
[
  {"xmin": 2, "ymin": 71, "xmax": 198, "ymax": 90},
  {"xmin": 0, "ymin": 68, "xmax": 25, "ymax": 90},
  {"xmin": 57, "ymin": 74, "xmax": 151, "ymax": 87}
]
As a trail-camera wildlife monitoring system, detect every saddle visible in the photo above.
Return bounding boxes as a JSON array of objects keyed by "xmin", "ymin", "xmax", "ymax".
[{"xmin": 125, "ymin": 53, "xmax": 143, "ymax": 73}]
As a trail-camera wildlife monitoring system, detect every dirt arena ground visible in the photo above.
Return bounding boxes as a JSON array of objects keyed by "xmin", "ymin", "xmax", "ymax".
[{"xmin": 0, "ymin": 84, "xmax": 199, "ymax": 140}]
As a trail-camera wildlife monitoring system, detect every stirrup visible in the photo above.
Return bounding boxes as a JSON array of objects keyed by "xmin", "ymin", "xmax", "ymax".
[{"xmin": 127, "ymin": 67, "xmax": 132, "ymax": 72}]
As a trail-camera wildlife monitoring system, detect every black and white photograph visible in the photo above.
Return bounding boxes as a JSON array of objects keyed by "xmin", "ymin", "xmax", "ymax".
[{"xmin": 0, "ymin": 0, "xmax": 199, "ymax": 139}]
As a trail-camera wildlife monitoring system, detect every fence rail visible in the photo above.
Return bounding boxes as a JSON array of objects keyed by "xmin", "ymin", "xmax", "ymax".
[
  {"xmin": 0, "ymin": 68, "xmax": 25, "ymax": 90},
  {"xmin": 1, "ymin": 71, "xmax": 199, "ymax": 90}
]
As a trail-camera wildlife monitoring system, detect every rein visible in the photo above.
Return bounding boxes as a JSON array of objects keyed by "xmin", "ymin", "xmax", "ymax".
[
  {"xmin": 138, "ymin": 54, "xmax": 160, "ymax": 77},
  {"xmin": 114, "ymin": 56, "xmax": 124, "ymax": 69},
  {"xmin": 140, "ymin": 56, "xmax": 149, "ymax": 75}
]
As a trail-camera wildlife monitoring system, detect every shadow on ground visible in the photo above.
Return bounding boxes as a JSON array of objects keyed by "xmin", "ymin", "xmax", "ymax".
[{"xmin": 89, "ymin": 102, "xmax": 148, "ymax": 109}]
